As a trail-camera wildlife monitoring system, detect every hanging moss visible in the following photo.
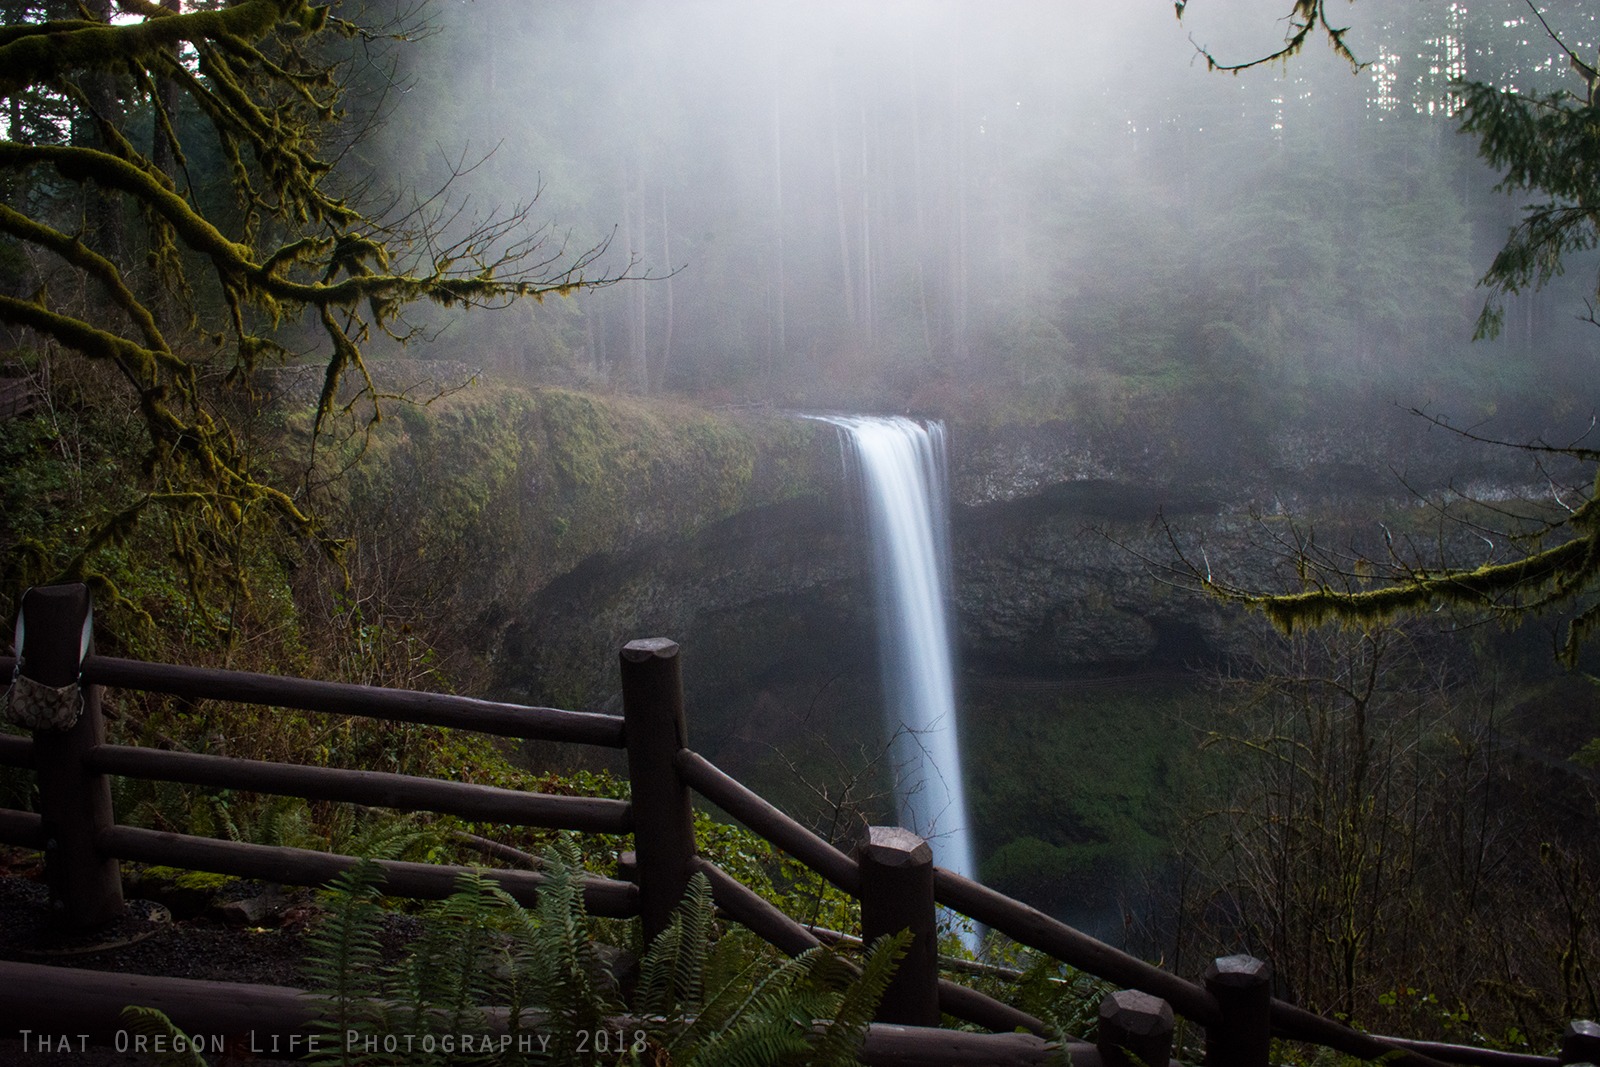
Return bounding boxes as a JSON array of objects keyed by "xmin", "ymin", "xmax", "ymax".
[
  {"xmin": 0, "ymin": 3, "xmax": 628, "ymax": 641},
  {"xmin": 1231, "ymin": 530, "xmax": 1596, "ymax": 663}
]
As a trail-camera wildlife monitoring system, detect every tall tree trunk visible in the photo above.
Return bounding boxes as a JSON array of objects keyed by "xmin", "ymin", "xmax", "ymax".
[
  {"xmin": 151, "ymin": 0, "xmax": 181, "ymax": 179},
  {"xmin": 620, "ymin": 159, "xmax": 648, "ymax": 392},
  {"xmin": 148, "ymin": 0, "xmax": 182, "ymax": 334},
  {"xmin": 653, "ymin": 186, "xmax": 675, "ymax": 393},
  {"xmin": 859, "ymin": 103, "xmax": 874, "ymax": 351},
  {"xmin": 829, "ymin": 83, "xmax": 858, "ymax": 329},
  {"xmin": 79, "ymin": 0, "xmax": 126, "ymax": 272},
  {"xmin": 769, "ymin": 93, "xmax": 786, "ymax": 375},
  {"xmin": 949, "ymin": 48, "xmax": 970, "ymax": 369}
]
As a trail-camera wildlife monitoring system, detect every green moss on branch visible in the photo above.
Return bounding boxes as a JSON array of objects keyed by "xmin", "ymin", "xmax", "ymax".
[{"xmin": 0, "ymin": 1, "xmax": 304, "ymax": 97}]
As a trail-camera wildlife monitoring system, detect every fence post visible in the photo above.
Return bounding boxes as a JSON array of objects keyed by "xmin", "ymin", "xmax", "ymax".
[
  {"xmin": 1562, "ymin": 1020, "xmax": 1600, "ymax": 1064},
  {"xmin": 857, "ymin": 825, "xmax": 939, "ymax": 1026},
  {"xmin": 619, "ymin": 637, "xmax": 695, "ymax": 945},
  {"xmin": 16, "ymin": 583, "xmax": 124, "ymax": 930},
  {"xmin": 1204, "ymin": 955, "xmax": 1271, "ymax": 1067},
  {"xmin": 1098, "ymin": 989, "xmax": 1175, "ymax": 1067}
]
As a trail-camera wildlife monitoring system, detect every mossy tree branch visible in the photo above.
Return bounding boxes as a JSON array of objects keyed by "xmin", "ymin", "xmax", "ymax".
[
  {"xmin": 1164, "ymin": 3, "xmax": 1600, "ymax": 662},
  {"xmin": 0, "ymin": 0, "xmax": 622, "ymax": 637},
  {"xmin": 1164, "ymin": 473, "xmax": 1600, "ymax": 665},
  {"xmin": 0, "ymin": 2, "xmax": 303, "ymax": 99},
  {"xmin": 1174, "ymin": 0, "xmax": 1363, "ymax": 74}
]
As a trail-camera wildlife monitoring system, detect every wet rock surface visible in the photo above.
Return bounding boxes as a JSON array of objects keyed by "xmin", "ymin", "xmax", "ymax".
[
  {"xmin": 483, "ymin": 405, "xmax": 1578, "ymax": 807},
  {"xmin": 494, "ymin": 407, "xmax": 1530, "ymax": 706}
]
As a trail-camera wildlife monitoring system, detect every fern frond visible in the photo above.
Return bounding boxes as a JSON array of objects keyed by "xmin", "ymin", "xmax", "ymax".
[
  {"xmin": 341, "ymin": 810, "xmax": 445, "ymax": 862},
  {"xmin": 303, "ymin": 860, "xmax": 387, "ymax": 1067},
  {"xmin": 677, "ymin": 869, "xmax": 715, "ymax": 1004},
  {"xmin": 684, "ymin": 1015, "xmax": 814, "ymax": 1067},
  {"xmin": 637, "ymin": 870, "xmax": 714, "ymax": 1021},
  {"xmin": 1040, "ymin": 966, "xmax": 1114, "ymax": 1044},
  {"xmin": 483, "ymin": 882, "xmax": 546, "ymax": 1037},
  {"xmin": 526, "ymin": 834, "xmax": 614, "ymax": 1061},
  {"xmin": 248, "ymin": 793, "xmax": 315, "ymax": 849},
  {"xmin": 669, "ymin": 953, "xmax": 778, "ymax": 1057},
  {"xmin": 809, "ymin": 930, "xmax": 910, "ymax": 1065},
  {"xmin": 204, "ymin": 792, "xmax": 241, "ymax": 842},
  {"xmin": 638, "ymin": 916, "xmax": 686, "ymax": 1018},
  {"xmin": 118, "ymin": 1006, "xmax": 209, "ymax": 1067},
  {"xmin": 691, "ymin": 932, "xmax": 785, "ymax": 1039},
  {"xmin": 393, "ymin": 869, "xmax": 498, "ymax": 1043},
  {"xmin": 671, "ymin": 948, "xmax": 821, "ymax": 1058}
]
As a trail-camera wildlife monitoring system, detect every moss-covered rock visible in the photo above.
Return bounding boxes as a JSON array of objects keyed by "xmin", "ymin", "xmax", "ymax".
[
  {"xmin": 124, "ymin": 865, "xmax": 247, "ymax": 918},
  {"xmin": 329, "ymin": 379, "xmax": 837, "ymax": 695}
]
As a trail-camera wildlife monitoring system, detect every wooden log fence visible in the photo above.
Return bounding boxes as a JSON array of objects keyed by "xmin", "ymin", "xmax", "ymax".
[
  {"xmin": 674, "ymin": 745, "xmax": 862, "ymax": 894},
  {"xmin": 1206, "ymin": 955, "xmax": 1273, "ymax": 1067},
  {"xmin": 618, "ymin": 637, "xmax": 697, "ymax": 943},
  {"xmin": 81, "ymin": 654, "xmax": 626, "ymax": 747},
  {"xmin": 0, "ymin": 582, "xmax": 1587, "ymax": 1066},
  {"xmin": 691, "ymin": 855, "xmax": 824, "ymax": 957},
  {"xmin": 1098, "ymin": 989, "xmax": 1175, "ymax": 1067},
  {"xmin": 15, "ymin": 584, "xmax": 124, "ymax": 929},
  {"xmin": 858, "ymin": 826, "xmax": 940, "ymax": 1027},
  {"xmin": 82, "ymin": 744, "xmax": 632, "ymax": 833},
  {"xmin": 96, "ymin": 824, "xmax": 640, "ymax": 918}
]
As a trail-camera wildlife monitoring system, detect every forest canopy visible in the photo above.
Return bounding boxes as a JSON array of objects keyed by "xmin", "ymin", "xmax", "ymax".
[
  {"xmin": 0, "ymin": 0, "xmax": 618, "ymax": 624},
  {"xmin": 1173, "ymin": 0, "xmax": 1600, "ymax": 661}
]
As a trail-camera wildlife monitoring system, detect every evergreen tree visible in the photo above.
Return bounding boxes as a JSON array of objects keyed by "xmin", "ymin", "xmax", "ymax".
[{"xmin": 1176, "ymin": 0, "xmax": 1600, "ymax": 662}]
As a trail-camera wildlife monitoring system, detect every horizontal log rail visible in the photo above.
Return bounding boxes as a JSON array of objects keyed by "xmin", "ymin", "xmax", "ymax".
[
  {"xmin": 859, "ymin": 1026, "xmax": 1062, "ymax": 1066},
  {"xmin": 935, "ymin": 977, "xmax": 1052, "ymax": 1039},
  {"xmin": 688, "ymin": 857, "xmax": 1053, "ymax": 1040},
  {"xmin": 0, "ymin": 731, "xmax": 31, "ymax": 767},
  {"xmin": 77, "ymin": 655, "xmax": 626, "ymax": 748},
  {"xmin": 1357, "ymin": 1035, "xmax": 1556, "ymax": 1067},
  {"xmin": 1267, "ymin": 1001, "xmax": 1470, "ymax": 1067},
  {"xmin": 674, "ymin": 747, "xmax": 861, "ymax": 895},
  {"xmin": 82, "ymin": 744, "xmax": 633, "ymax": 834},
  {"xmin": 0, "ymin": 960, "xmax": 1079, "ymax": 1067},
  {"xmin": 96, "ymin": 824, "xmax": 640, "ymax": 918},
  {"xmin": 0, "ymin": 959, "xmax": 320, "ymax": 1048},
  {"xmin": 932, "ymin": 867, "xmax": 1221, "ymax": 1026},
  {"xmin": 692, "ymin": 856, "xmax": 824, "ymax": 957},
  {"xmin": 810, "ymin": 923, "xmax": 1056, "ymax": 984},
  {"xmin": 931, "ymin": 869, "xmax": 1463, "ymax": 1067},
  {"xmin": 2, "ymin": 615, "xmax": 1587, "ymax": 1067},
  {"xmin": 0, "ymin": 807, "xmax": 44, "ymax": 849}
]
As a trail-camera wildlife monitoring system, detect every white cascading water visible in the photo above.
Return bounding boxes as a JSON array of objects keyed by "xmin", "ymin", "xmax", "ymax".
[{"xmin": 814, "ymin": 415, "xmax": 976, "ymax": 887}]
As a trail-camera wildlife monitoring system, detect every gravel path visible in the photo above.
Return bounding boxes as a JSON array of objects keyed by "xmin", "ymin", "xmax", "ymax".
[
  {"xmin": 0, "ymin": 871, "xmax": 314, "ymax": 984},
  {"xmin": 0, "ymin": 860, "xmax": 427, "ymax": 1065}
]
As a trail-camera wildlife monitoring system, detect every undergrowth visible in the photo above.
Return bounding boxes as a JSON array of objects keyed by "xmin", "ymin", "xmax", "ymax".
[{"xmin": 292, "ymin": 836, "xmax": 910, "ymax": 1066}]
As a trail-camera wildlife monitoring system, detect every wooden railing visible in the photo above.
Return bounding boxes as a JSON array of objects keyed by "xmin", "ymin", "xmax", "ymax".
[{"xmin": 0, "ymin": 583, "xmax": 1594, "ymax": 1066}]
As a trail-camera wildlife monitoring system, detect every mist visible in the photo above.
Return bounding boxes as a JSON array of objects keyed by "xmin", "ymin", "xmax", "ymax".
[
  {"xmin": 360, "ymin": 0, "xmax": 1600, "ymax": 439},
  {"xmin": 15, "ymin": 2, "xmax": 1600, "ymax": 1037}
]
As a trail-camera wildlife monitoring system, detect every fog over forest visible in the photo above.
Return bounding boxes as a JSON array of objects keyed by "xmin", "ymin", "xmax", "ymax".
[
  {"xmin": 18, "ymin": 2, "xmax": 1600, "ymax": 1043},
  {"xmin": 371, "ymin": 0, "xmax": 1600, "ymax": 438}
]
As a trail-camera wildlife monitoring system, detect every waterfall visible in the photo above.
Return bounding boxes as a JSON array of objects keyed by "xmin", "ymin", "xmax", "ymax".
[{"xmin": 815, "ymin": 415, "xmax": 976, "ymax": 885}]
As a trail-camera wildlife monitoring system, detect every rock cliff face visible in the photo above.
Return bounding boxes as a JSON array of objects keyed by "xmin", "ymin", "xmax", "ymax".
[
  {"xmin": 494, "ymin": 401, "xmax": 1544, "ymax": 725},
  {"xmin": 941, "ymin": 404, "xmax": 1560, "ymax": 680},
  {"xmin": 485, "ymin": 397, "xmax": 1569, "ymax": 919},
  {"xmin": 262, "ymin": 379, "xmax": 1581, "ymax": 933}
]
